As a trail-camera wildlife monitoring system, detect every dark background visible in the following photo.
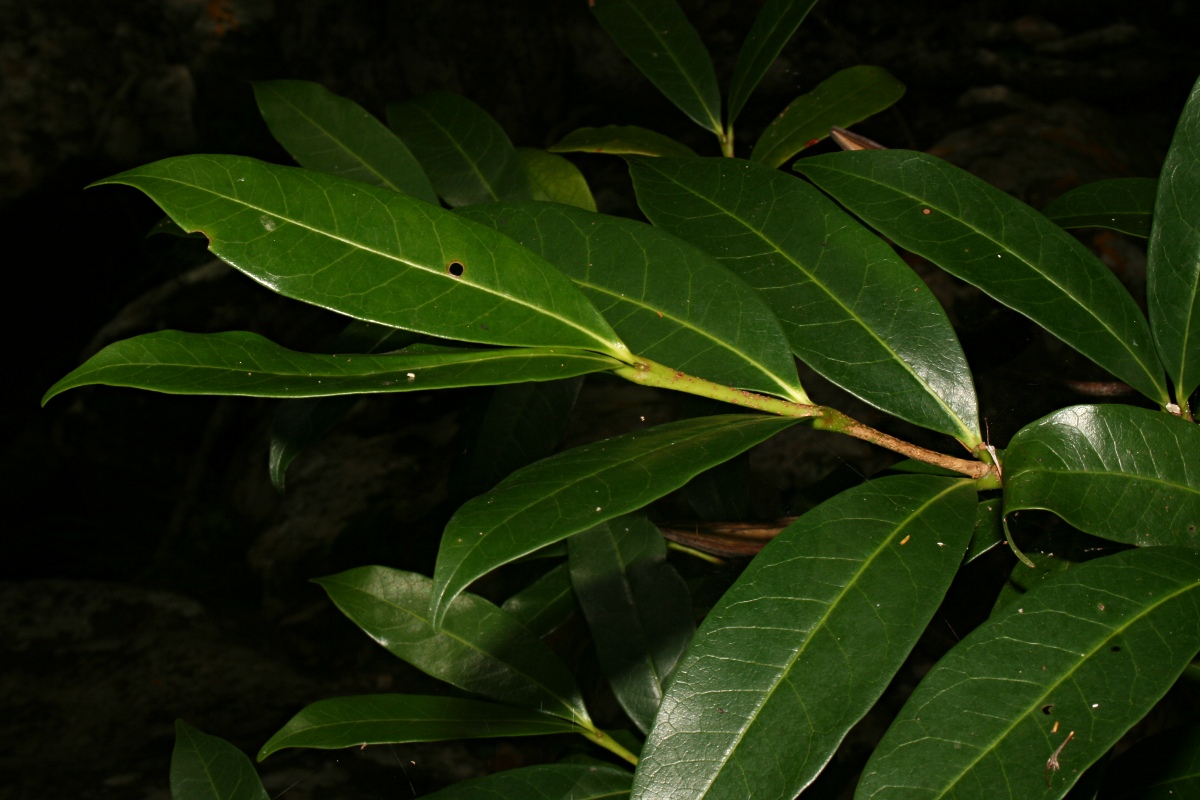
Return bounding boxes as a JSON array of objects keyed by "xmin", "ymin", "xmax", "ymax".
[{"xmin": 3, "ymin": 1, "xmax": 1199, "ymax": 798}]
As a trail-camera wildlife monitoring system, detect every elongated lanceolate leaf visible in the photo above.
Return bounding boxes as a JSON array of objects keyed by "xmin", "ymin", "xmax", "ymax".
[
  {"xmin": 631, "ymin": 475, "xmax": 976, "ymax": 800},
  {"xmin": 252, "ymin": 80, "xmax": 437, "ymax": 204},
  {"xmin": 795, "ymin": 150, "xmax": 1170, "ymax": 404},
  {"xmin": 857, "ymin": 547, "xmax": 1200, "ymax": 799},
  {"xmin": 591, "ymin": 0, "xmax": 722, "ymax": 136},
  {"xmin": 550, "ymin": 125, "xmax": 698, "ymax": 159},
  {"xmin": 1098, "ymin": 723, "xmax": 1200, "ymax": 799},
  {"xmin": 42, "ymin": 331, "xmax": 622, "ymax": 404},
  {"xmin": 630, "ymin": 157, "xmax": 979, "ymax": 442},
  {"xmin": 386, "ymin": 92, "xmax": 529, "ymax": 206},
  {"xmin": 171, "ymin": 720, "xmax": 268, "ymax": 800},
  {"xmin": 751, "ymin": 66, "xmax": 905, "ymax": 168},
  {"xmin": 259, "ymin": 695, "xmax": 581, "ymax": 759},
  {"xmin": 421, "ymin": 763, "xmax": 634, "ymax": 800},
  {"xmin": 517, "ymin": 148, "xmax": 597, "ymax": 211},
  {"xmin": 1148, "ymin": 73, "xmax": 1200, "ymax": 405},
  {"xmin": 92, "ymin": 155, "xmax": 626, "ymax": 358},
  {"xmin": 1004, "ymin": 404, "xmax": 1200, "ymax": 547},
  {"xmin": 431, "ymin": 414, "xmax": 800, "ymax": 627},
  {"xmin": 1042, "ymin": 178, "xmax": 1156, "ymax": 238},
  {"xmin": 460, "ymin": 201, "xmax": 807, "ymax": 403},
  {"xmin": 316, "ymin": 567, "xmax": 589, "ymax": 724},
  {"xmin": 569, "ymin": 514, "xmax": 694, "ymax": 733},
  {"xmin": 727, "ymin": 0, "xmax": 819, "ymax": 126},
  {"xmin": 502, "ymin": 562, "xmax": 578, "ymax": 638},
  {"xmin": 966, "ymin": 498, "xmax": 1005, "ymax": 564}
]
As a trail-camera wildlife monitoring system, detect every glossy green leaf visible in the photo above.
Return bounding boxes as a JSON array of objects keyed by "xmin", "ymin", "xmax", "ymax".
[
  {"xmin": 502, "ymin": 562, "xmax": 578, "ymax": 638},
  {"xmin": 1004, "ymin": 404, "xmax": 1200, "ymax": 547},
  {"xmin": 259, "ymin": 695, "xmax": 580, "ymax": 759},
  {"xmin": 751, "ymin": 66, "xmax": 905, "ymax": 168},
  {"xmin": 460, "ymin": 201, "xmax": 807, "ymax": 403},
  {"xmin": 42, "ymin": 331, "xmax": 622, "ymax": 404},
  {"xmin": 1041, "ymin": 178, "xmax": 1156, "ymax": 238},
  {"xmin": 1148, "ymin": 73, "xmax": 1200, "ymax": 405},
  {"xmin": 252, "ymin": 80, "xmax": 437, "ymax": 204},
  {"xmin": 550, "ymin": 125, "xmax": 698, "ymax": 159},
  {"xmin": 795, "ymin": 150, "xmax": 1170, "ymax": 404},
  {"xmin": 268, "ymin": 321, "xmax": 421, "ymax": 491},
  {"xmin": 460, "ymin": 377, "xmax": 585, "ymax": 499},
  {"xmin": 517, "ymin": 148, "xmax": 597, "ymax": 211},
  {"xmin": 631, "ymin": 475, "xmax": 977, "ymax": 800},
  {"xmin": 630, "ymin": 157, "xmax": 979, "ymax": 442},
  {"xmin": 431, "ymin": 413, "xmax": 800, "ymax": 627},
  {"xmin": 727, "ymin": 0, "xmax": 819, "ymax": 126},
  {"xmin": 92, "ymin": 155, "xmax": 626, "ymax": 357},
  {"xmin": 591, "ymin": 0, "xmax": 722, "ymax": 136},
  {"xmin": 966, "ymin": 497, "xmax": 1005, "ymax": 564},
  {"xmin": 857, "ymin": 547, "xmax": 1200, "ymax": 799},
  {"xmin": 170, "ymin": 720, "xmax": 268, "ymax": 800},
  {"xmin": 1098, "ymin": 723, "xmax": 1200, "ymax": 799},
  {"xmin": 569, "ymin": 514, "xmax": 694, "ymax": 733},
  {"xmin": 992, "ymin": 551, "xmax": 1076, "ymax": 615},
  {"xmin": 421, "ymin": 763, "xmax": 634, "ymax": 800},
  {"xmin": 386, "ymin": 92, "xmax": 529, "ymax": 206},
  {"xmin": 316, "ymin": 566, "xmax": 589, "ymax": 724}
]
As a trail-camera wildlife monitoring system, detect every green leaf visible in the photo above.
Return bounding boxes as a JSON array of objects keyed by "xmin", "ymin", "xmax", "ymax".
[
  {"xmin": 631, "ymin": 475, "xmax": 977, "ymax": 800},
  {"xmin": 1004, "ymin": 404, "xmax": 1200, "ymax": 547},
  {"xmin": 92, "ymin": 155, "xmax": 626, "ymax": 357},
  {"xmin": 258, "ymin": 695, "xmax": 581, "ymax": 759},
  {"xmin": 502, "ymin": 562, "xmax": 578, "ymax": 638},
  {"xmin": 386, "ymin": 92, "xmax": 530, "ymax": 206},
  {"xmin": 590, "ymin": 0, "xmax": 722, "ymax": 136},
  {"xmin": 857, "ymin": 547, "xmax": 1200, "ymax": 799},
  {"xmin": 42, "ymin": 331, "xmax": 622, "ymax": 404},
  {"xmin": 630, "ymin": 157, "xmax": 979, "ymax": 442},
  {"xmin": 1098, "ymin": 723, "xmax": 1200, "ymax": 799},
  {"xmin": 170, "ymin": 720, "xmax": 268, "ymax": 800},
  {"xmin": 252, "ymin": 80, "xmax": 437, "ymax": 204},
  {"xmin": 966, "ymin": 497, "xmax": 1005, "ymax": 564},
  {"xmin": 1148, "ymin": 73, "xmax": 1200, "ymax": 405},
  {"xmin": 1041, "ymin": 178, "xmax": 1156, "ymax": 239},
  {"xmin": 726, "ymin": 0, "xmax": 819, "ymax": 126},
  {"xmin": 460, "ymin": 201, "xmax": 807, "ymax": 403},
  {"xmin": 795, "ymin": 150, "xmax": 1171, "ymax": 405},
  {"xmin": 569, "ymin": 514, "xmax": 694, "ymax": 733},
  {"xmin": 992, "ymin": 551, "xmax": 1077, "ymax": 615},
  {"xmin": 316, "ymin": 566, "xmax": 589, "ymax": 724},
  {"xmin": 431, "ymin": 413, "xmax": 800, "ymax": 627},
  {"xmin": 751, "ymin": 65, "xmax": 906, "ymax": 168},
  {"xmin": 550, "ymin": 125, "xmax": 698, "ymax": 159},
  {"xmin": 420, "ymin": 762, "xmax": 634, "ymax": 800},
  {"xmin": 517, "ymin": 148, "xmax": 597, "ymax": 211}
]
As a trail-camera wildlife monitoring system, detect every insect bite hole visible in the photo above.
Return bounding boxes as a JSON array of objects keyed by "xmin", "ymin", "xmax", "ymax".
[{"xmin": 447, "ymin": 261, "xmax": 465, "ymax": 277}]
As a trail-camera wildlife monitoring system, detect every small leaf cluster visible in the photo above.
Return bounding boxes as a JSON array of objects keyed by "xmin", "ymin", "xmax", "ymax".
[{"xmin": 47, "ymin": 1, "xmax": 1200, "ymax": 798}]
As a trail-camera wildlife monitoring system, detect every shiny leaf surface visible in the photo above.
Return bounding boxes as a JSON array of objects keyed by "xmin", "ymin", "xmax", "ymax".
[
  {"xmin": 421, "ymin": 763, "xmax": 633, "ymax": 800},
  {"xmin": 252, "ymin": 80, "xmax": 437, "ymax": 203},
  {"xmin": 795, "ymin": 150, "xmax": 1170, "ymax": 404},
  {"xmin": 517, "ymin": 148, "xmax": 597, "ymax": 211},
  {"xmin": 591, "ymin": 0, "xmax": 722, "ymax": 135},
  {"xmin": 727, "ymin": 0, "xmax": 819, "ymax": 126},
  {"xmin": 1041, "ymin": 178, "xmax": 1155, "ymax": 238},
  {"xmin": 632, "ymin": 476, "xmax": 977, "ymax": 800},
  {"xmin": 751, "ymin": 66, "xmax": 905, "ymax": 168},
  {"xmin": 550, "ymin": 125, "xmax": 698, "ymax": 159},
  {"xmin": 431, "ymin": 414, "xmax": 799, "ymax": 626},
  {"xmin": 259, "ymin": 695, "xmax": 580, "ymax": 759},
  {"xmin": 170, "ymin": 720, "xmax": 268, "ymax": 800},
  {"xmin": 1148, "ymin": 73, "xmax": 1200, "ymax": 404},
  {"xmin": 93, "ymin": 155, "xmax": 625, "ymax": 356},
  {"xmin": 1004, "ymin": 404, "xmax": 1200, "ymax": 547},
  {"xmin": 386, "ymin": 92, "xmax": 529, "ymax": 206},
  {"xmin": 966, "ymin": 497, "xmax": 1005, "ymax": 564},
  {"xmin": 460, "ymin": 201, "xmax": 807, "ymax": 402},
  {"xmin": 1098, "ymin": 723, "xmax": 1200, "ymax": 799},
  {"xmin": 316, "ymin": 567, "xmax": 589, "ymax": 724},
  {"xmin": 857, "ymin": 547, "xmax": 1200, "ymax": 799},
  {"xmin": 502, "ymin": 562, "xmax": 578, "ymax": 638},
  {"xmin": 569, "ymin": 514, "xmax": 694, "ymax": 733},
  {"xmin": 43, "ymin": 331, "xmax": 622, "ymax": 404},
  {"xmin": 630, "ymin": 157, "xmax": 979, "ymax": 442}
]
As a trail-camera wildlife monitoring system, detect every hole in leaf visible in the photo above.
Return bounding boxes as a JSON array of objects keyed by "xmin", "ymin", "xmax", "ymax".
[
  {"xmin": 447, "ymin": 261, "xmax": 465, "ymax": 277},
  {"xmin": 1042, "ymin": 704, "xmax": 1054, "ymax": 715},
  {"xmin": 1111, "ymin": 646, "xmax": 1121, "ymax": 652}
]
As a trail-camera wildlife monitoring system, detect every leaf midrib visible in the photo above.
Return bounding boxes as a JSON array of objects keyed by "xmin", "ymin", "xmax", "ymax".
[{"xmin": 408, "ymin": 100, "xmax": 505, "ymax": 202}]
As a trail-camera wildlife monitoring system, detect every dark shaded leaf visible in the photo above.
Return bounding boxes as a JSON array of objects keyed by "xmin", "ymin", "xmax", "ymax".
[
  {"xmin": 1042, "ymin": 178, "xmax": 1155, "ymax": 238},
  {"xmin": 727, "ymin": 0, "xmax": 819, "ymax": 126},
  {"xmin": 502, "ymin": 562, "xmax": 578, "ymax": 638},
  {"xmin": 517, "ymin": 148, "xmax": 597, "ymax": 211},
  {"xmin": 170, "ymin": 720, "xmax": 268, "ymax": 800},
  {"xmin": 1098, "ymin": 723, "xmax": 1200, "ymax": 799},
  {"xmin": 421, "ymin": 762, "xmax": 634, "ymax": 800},
  {"xmin": 550, "ymin": 125, "xmax": 698, "ymax": 159},
  {"xmin": 965, "ymin": 497, "xmax": 1005, "ymax": 564}
]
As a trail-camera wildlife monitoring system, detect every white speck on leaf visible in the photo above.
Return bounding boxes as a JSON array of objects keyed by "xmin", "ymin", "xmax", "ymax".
[{"xmin": 259, "ymin": 215, "xmax": 277, "ymax": 232}]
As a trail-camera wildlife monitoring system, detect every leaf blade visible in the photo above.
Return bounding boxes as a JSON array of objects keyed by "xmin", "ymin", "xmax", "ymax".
[
  {"xmin": 1098, "ymin": 723, "xmax": 1200, "ymax": 799},
  {"xmin": 502, "ymin": 562, "xmax": 578, "ymax": 639},
  {"xmin": 550, "ymin": 125, "xmax": 698, "ymax": 159},
  {"xmin": 727, "ymin": 0, "xmax": 819, "ymax": 126},
  {"xmin": 517, "ymin": 148, "xmax": 598, "ymax": 211},
  {"xmin": 1041, "ymin": 178, "xmax": 1156, "ymax": 238},
  {"xmin": 171, "ymin": 720, "xmax": 269, "ymax": 800}
]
